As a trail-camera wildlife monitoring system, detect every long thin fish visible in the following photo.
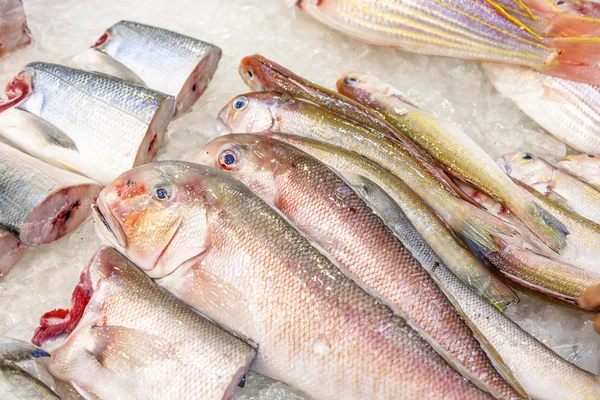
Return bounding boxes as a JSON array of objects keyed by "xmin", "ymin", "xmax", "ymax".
[
  {"xmin": 558, "ymin": 154, "xmax": 600, "ymax": 190},
  {"xmin": 249, "ymin": 132, "xmax": 517, "ymax": 310},
  {"xmin": 0, "ymin": 62, "xmax": 175, "ymax": 185},
  {"xmin": 93, "ymin": 161, "xmax": 490, "ymax": 399},
  {"xmin": 33, "ymin": 246, "xmax": 255, "ymax": 400},
  {"xmin": 0, "ymin": 228, "xmax": 27, "ymax": 278},
  {"xmin": 188, "ymin": 134, "xmax": 524, "ymax": 399},
  {"xmin": 484, "ymin": 64, "xmax": 600, "ymax": 154},
  {"xmin": 337, "ymin": 72, "xmax": 567, "ymax": 253},
  {"xmin": 342, "ymin": 173, "xmax": 600, "ymax": 400},
  {"xmin": 296, "ymin": 0, "xmax": 600, "ymax": 84},
  {"xmin": 500, "ymin": 152, "xmax": 600, "ymax": 224},
  {"xmin": 0, "ymin": 142, "xmax": 102, "ymax": 245}
]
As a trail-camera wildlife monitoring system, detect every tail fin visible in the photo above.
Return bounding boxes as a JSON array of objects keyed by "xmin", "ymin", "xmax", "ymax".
[
  {"xmin": 538, "ymin": 38, "xmax": 600, "ymax": 84},
  {"xmin": 515, "ymin": 0, "xmax": 600, "ymax": 36}
]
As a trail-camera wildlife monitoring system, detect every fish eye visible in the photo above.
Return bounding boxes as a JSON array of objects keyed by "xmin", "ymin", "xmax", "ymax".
[
  {"xmin": 522, "ymin": 153, "xmax": 533, "ymax": 161},
  {"xmin": 246, "ymin": 69, "xmax": 254, "ymax": 80},
  {"xmin": 589, "ymin": 155, "xmax": 596, "ymax": 158},
  {"xmin": 233, "ymin": 96, "xmax": 248, "ymax": 111},
  {"xmin": 344, "ymin": 75, "xmax": 360, "ymax": 85},
  {"xmin": 218, "ymin": 146, "xmax": 241, "ymax": 170},
  {"xmin": 152, "ymin": 185, "xmax": 172, "ymax": 202}
]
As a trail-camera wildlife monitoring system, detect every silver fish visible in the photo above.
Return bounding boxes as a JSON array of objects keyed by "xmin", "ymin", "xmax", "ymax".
[
  {"xmin": 558, "ymin": 154, "xmax": 600, "ymax": 190},
  {"xmin": 0, "ymin": 228, "xmax": 27, "ymax": 278}
]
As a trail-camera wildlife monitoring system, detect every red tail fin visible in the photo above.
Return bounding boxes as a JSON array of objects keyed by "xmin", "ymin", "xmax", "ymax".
[
  {"xmin": 518, "ymin": 0, "xmax": 600, "ymax": 37},
  {"xmin": 537, "ymin": 38, "xmax": 600, "ymax": 84}
]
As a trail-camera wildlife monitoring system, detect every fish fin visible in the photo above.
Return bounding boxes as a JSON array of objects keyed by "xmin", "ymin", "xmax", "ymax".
[
  {"xmin": 68, "ymin": 48, "xmax": 146, "ymax": 87},
  {"xmin": 486, "ymin": 0, "xmax": 544, "ymax": 39},
  {"xmin": 534, "ymin": 202, "xmax": 569, "ymax": 246},
  {"xmin": 517, "ymin": 0, "xmax": 600, "ymax": 37},
  {"xmin": 90, "ymin": 325, "xmax": 174, "ymax": 369},
  {"xmin": 540, "ymin": 38, "xmax": 600, "ymax": 84},
  {"xmin": 541, "ymin": 85, "xmax": 573, "ymax": 103},
  {"xmin": 545, "ymin": 190, "xmax": 570, "ymax": 206},
  {"xmin": 0, "ymin": 338, "xmax": 49, "ymax": 364}
]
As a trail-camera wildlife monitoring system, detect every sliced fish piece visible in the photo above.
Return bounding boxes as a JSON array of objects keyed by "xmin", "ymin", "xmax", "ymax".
[
  {"xmin": 0, "ymin": 62, "xmax": 175, "ymax": 185},
  {"xmin": 33, "ymin": 246, "xmax": 255, "ymax": 400},
  {"xmin": 558, "ymin": 154, "xmax": 600, "ymax": 191},
  {"xmin": 0, "ymin": 228, "xmax": 27, "ymax": 278},
  {"xmin": 0, "ymin": 0, "xmax": 31, "ymax": 56},
  {"xmin": 0, "ymin": 142, "xmax": 101, "ymax": 245}
]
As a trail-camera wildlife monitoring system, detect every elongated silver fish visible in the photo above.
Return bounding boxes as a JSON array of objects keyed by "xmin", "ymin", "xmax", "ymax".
[
  {"xmin": 558, "ymin": 154, "xmax": 600, "ymax": 190},
  {"xmin": 70, "ymin": 21, "xmax": 221, "ymax": 118},
  {"xmin": 0, "ymin": 228, "xmax": 27, "ymax": 278},
  {"xmin": 337, "ymin": 72, "xmax": 567, "ymax": 253},
  {"xmin": 33, "ymin": 246, "xmax": 255, "ymax": 400},
  {"xmin": 0, "ymin": 62, "xmax": 175, "ymax": 185},
  {"xmin": 0, "ymin": 0, "xmax": 31, "ymax": 56},
  {"xmin": 342, "ymin": 173, "xmax": 600, "ymax": 400},
  {"xmin": 93, "ymin": 161, "xmax": 490, "ymax": 400},
  {"xmin": 485, "ymin": 64, "xmax": 600, "ymax": 154},
  {"xmin": 500, "ymin": 152, "xmax": 600, "ymax": 225},
  {"xmin": 0, "ymin": 142, "xmax": 101, "ymax": 245},
  {"xmin": 188, "ymin": 134, "xmax": 524, "ymax": 399}
]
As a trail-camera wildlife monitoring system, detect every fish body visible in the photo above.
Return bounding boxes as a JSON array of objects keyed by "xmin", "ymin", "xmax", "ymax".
[
  {"xmin": 93, "ymin": 161, "xmax": 490, "ymax": 400},
  {"xmin": 33, "ymin": 246, "xmax": 255, "ymax": 400},
  {"xmin": 189, "ymin": 134, "xmax": 522, "ymax": 399},
  {"xmin": 0, "ymin": 142, "xmax": 101, "ymax": 245},
  {"xmin": 0, "ymin": 62, "xmax": 175, "ymax": 185},
  {"xmin": 71, "ymin": 21, "xmax": 222, "ymax": 118},
  {"xmin": 558, "ymin": 154, "xmax": 600, "ymax": 190},
  {"xmin": 345, "ymin": 175, "xmax": 600, "ymax": 400},
  {"xmin": 0, "ymin": 0, "xmax": 31, "ymax": 56},
  {"xmin": 500, "ymin": 152, "xmax": 600, "ymax": 224},
  {"xmin": 484, "ymin": 64, "xmax": 600, "ymax": 154},
  {"xmin": 296, "ymin": 0, "xmax": 600, "ymax": 84},
  {"xmin": 0, "ymin": 228, "xmax": 27, "ymax": 278},
  {"xmin": 337, "ymin": 72, "xmax": 567, "ymax": 253}
]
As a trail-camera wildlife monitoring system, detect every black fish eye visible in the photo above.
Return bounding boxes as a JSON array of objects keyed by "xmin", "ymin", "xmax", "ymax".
[
  {"xmin": 247, "ymin": 69, "xmax": 254, "ymax": 79},
  {"xmin": 233, "ymin": 96, "xmax": 248, "ymax": 111},
  {"xmin": 589, "ymin": 154, "xmax": 596, "ymax": 158},
  {"xmin": 238, "ymin": 375, "xmax": 246, "ymax": 388},
  {"xmin": 522, "ymin": 153, "xmax": 533, "ymax": 160},
  {"xmin": 344, "ymin": 75, "xmax": 360, "ymax": 85}
]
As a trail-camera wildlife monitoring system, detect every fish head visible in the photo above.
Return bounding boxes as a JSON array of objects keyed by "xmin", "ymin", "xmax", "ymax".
[
  {"xmin": 189, "ymin": 134, "xmax": 285, "ymax": 204},
  {"xmin": 218, "ymin": 92, "xmax": 281, "ymax": 132},
  {"xmin": 239, "ymin": 54, "xmax": 295, "ymax": 93},
  {"xmin": 93, "ymin": 161, "xmax": 211, "ymax": 279},
  {"xmin": 558, "ymin": 154, "xmax": 597, "ymax": 176},
  {"xmin": 337, "ymin": 72, "xmax": 421, "ymax": 111},
  {"xmin": 498, "ymin": 152, "xmax": 553, "ymax": 186}
]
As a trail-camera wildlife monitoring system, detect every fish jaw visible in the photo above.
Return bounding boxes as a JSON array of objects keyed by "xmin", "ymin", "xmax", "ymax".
[
  {"xmin": 217, "ymin": 93, "xmax": 278, "ymax": 133},
  {"xmin": 499, "ymin": 153, "xmax": 554, "ymax": 191}
]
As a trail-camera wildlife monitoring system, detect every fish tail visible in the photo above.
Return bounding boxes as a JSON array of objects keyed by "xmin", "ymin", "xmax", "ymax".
[
  {"xmin": 520, "ymin": 202, "xmax": 569, "ymax": 253},
  {"xmin": 539, "ymin": 37, "xmax": 600, "ymax": 84},
  {"xmin": 517, "ymin": 0, "xmax": 600, "ymax": 37}
]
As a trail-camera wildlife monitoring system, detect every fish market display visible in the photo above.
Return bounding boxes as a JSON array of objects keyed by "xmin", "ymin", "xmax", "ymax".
[
  {"xmin": 484, "ymin": 64, "xmax": 600, "ymax": 154},
  {"xmin": 0, "ymin": 62, "xmax": 175, "ymax": 185},
  {"xmin": 558, "ymin": 154, "xmax": 600, "ymax": 190},
  {"xmin": 218, "ymin": 91, "xmax": 520, "ymax": 261},
  {"xmin": 69, "ymin": 21, "xmax": 222, "ymax": 118},
  {"xmin": 0, "ymin": 141, "xmax": 101, "ymax": 246},
  {"xmin": 189, "ymin": 134, "xmax": 522, "ymax": 399},
  {"xmin": 346, "ymin": 174, "xmax": 600, "ymax": 400},
  {"xmin": 0, "ymin": 0, "xmax": 31, "ymax": 56},
  {"xmin": 0, "ymin": 337, "xmax": 58, "ymax": 399},
  {"xmin": 295, "ymin": 0, "xmax": 600, "ymax": 84},
  {"xmin": 0, "ymin": 228, "xmax": 27, "ymax": 278},
  {"xmin": 93, "ymin": 161, "xmax": 490, "ymax": 399},
  {"xmin": 33, "ymin": 246, "xmax": 255, "ymax": 400},
  {"xmin": 500, "ymin": 152, "xmax": 600, "ymax": 225},
  {"xmin": 336, "ymin": 72, "xmax": 567, "ymax": 253},
  {"xmin": 254, "ymin": 132, "xmax": 517, "ymax": 309}
]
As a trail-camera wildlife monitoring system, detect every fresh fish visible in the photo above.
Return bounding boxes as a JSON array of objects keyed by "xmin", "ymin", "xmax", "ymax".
[
  {"xmin": 33, "ymin": 246, "xmax": 255, "ymax": 400},
  {"xmin": 342, "ymin": 173, "xmax": 600, "ymax": 400},
  {"xmin": 0, "ymin": 0, "xmax": 31, "ymax": 56},
  {"xmin": 218, "ymin": 91, "xmax": 518, "ymax": 259},
  {"xmin": 484, "ymin": 64, "xmax": 600, "ymax": 154},
  {"xmin": 248, "ymin": 132, "xmax": 518, "ymax": 309},
  {"xmin": 70, "ymin": 21, "xmax": 222, "ymax": 118},
  {"xmin": 0, "ymin": 142, "xmax": 101, "ymax": 245},
  {"xmin": 337, "ymin": 72, "xmax": 567, "ymax": 253},
  {"xmin": 295, "ymin": 0, "xmax": 600, "ymax": 85},
  {"xmin": 188, "ymin": 134, "xmax": 523, "ymax": 399},
  {"xmin": 0, "ymin": 62, "xmax": 175, "ymax": 185},
  {"xmin": 558, "ymin": 154, "xmax": 600, "ymax": 190},
  {"xmin": 0, "ymin": 337, "xmax": 58, "ymax": 399},
  {"xmin": 93, "ymin": 161, "xmax": 490, "ymax": 399},
  {"xmin": 500, "ymin": 152, "xmax": 600, "ymax": 224},
  {"xmin": 0, "ymin": 228, "xmax": 27, "ymax": 278}
]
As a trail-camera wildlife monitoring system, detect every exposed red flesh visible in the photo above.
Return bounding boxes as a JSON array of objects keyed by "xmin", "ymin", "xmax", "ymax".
[
  {"xmin": 93, "ymin": 32, "xmax": 108, "ymax": 48},
  {"xmin": 0, "ymin": 73, "xmax": 30, "ymax": 113}
]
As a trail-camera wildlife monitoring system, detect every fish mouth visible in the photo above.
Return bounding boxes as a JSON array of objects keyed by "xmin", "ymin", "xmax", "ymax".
[
  {"xmin": 91, "ymin": 200, "xmax": 127, "ymax": 248},
  {"xmin": 497, "ymin": 157, "xmax": 512, "ymax": 175}
]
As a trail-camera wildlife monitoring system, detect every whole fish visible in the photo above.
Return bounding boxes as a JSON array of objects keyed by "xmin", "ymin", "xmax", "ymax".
[
  {"xmin": 0, "ymin": 228, "xmax": 27, "ymax": 278},
  {"xmin": 69, "ymin": 21, "xmax": 222, "ymax": 118},
  {"xmin": 93, "ymin": 161, "xmax": 490, "ymax": 399},
  {"xmin": 337, "ymin": 72, "xmax": 567, "ymax": 253},
  {"xmin": 0, "ymin": 0, "xmax": 31, "ymax": 56},
  {"xmin": 295, "ymin": 0, "xmax": 600, "ymax": 85},
  {"xmin": 0, "ymin": 142, "xmax": 101, "ymax": 245},
  {"xmin": 188, "ymin": 134, "xmax": 523, "ymax": 399},
  {"xmin": 343, "ymin": 173, "xmax": 600, "ymax": 400},
  {"xmin": 218, "ymin": 91, "xmax": 519, "ymax": 259},
  {"xmin": 249, "ymin": 132, "xmax": 518, "ymax": 309},
  {"xmin": 558, "ymin": 154, "xmax": 600, "ymax": 190},
  {"xmin": 500, "ymin": 152, "xmax": 600, "ymax": 224},
  {"xmin": 33, "ymin": 246, "xmax": 255, "ymax": 400},
  {"xmin": 0, "ymin": 337, "xmax": 58, "ymax": 399},
  {"xmin": 0, "ymin": 62, "xmax": 175, "ymax": 185},
  {"xmin": 484, "ymin": 64, "xmax": 600, "ymax": 154}
]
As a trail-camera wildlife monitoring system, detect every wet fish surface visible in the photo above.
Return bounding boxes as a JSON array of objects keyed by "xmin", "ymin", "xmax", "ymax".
[
  {"xmin": 33, "ymin": 246, "xmax": 255, "ymax": 400},
  {"xmin": 0, "ymin": 0, "xmax": 31, "ymax": 56},
  {"xmin": 0, "ymin": 227, "xmax": 27, "ymax": 278},
  {"xmin": 558, "ymin": 154, "xmax": 600, "ymax": 190}
]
